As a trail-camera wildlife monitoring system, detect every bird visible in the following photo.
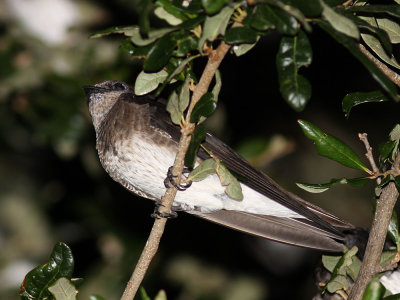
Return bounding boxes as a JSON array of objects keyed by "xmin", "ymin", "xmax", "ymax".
[{"xmin": 83, "ymin": 80, "xmax": 354, "ymax": 252}]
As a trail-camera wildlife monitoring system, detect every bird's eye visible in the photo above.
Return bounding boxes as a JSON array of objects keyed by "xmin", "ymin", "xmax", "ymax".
[{"xmin": 113, "ymin": 82, "xmax": 126, "ymax": 91}]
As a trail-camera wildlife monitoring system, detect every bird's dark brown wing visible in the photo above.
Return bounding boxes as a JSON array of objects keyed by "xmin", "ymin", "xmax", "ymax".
[{"xmin": 127, "ymin": 93, "xmax": 352, "ymax": 250}]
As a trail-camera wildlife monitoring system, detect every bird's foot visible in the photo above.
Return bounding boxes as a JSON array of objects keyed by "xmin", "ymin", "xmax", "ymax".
[
  {"xmin": 151, "ymin": 201, "xmax": 178, "ymax": 219},
  {"xmin": 164, "ymin": 166, "xmax": 192, "ymax": 191}
]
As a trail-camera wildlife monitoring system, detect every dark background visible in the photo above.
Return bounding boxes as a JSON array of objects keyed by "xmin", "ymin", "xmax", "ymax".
[{"xmin": 0, "ymin": 1, "xmax": 398, "ymax": 299}]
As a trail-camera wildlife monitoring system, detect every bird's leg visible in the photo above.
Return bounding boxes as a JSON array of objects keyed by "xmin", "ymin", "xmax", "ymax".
[
  {"xmin": 151, "ymin": 201, "xmax": 178, "ymax": 219},
  {"xmin": 164, "ymin": 166, "xmax": 192, "ymax": 191}
]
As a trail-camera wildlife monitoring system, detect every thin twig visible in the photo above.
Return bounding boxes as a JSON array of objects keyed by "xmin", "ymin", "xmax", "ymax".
[
  {"xmin": 358, "ymin": 133, "xmax": 380, "ymax": 183},
  {"xmin": 359, "ymin": 44, "xmax": 400, "ymax": 88},
  {"xmin": 120, "ymin": 41, "xmax": 231, "ymax": 300},
  {"xmin": 348, "ymin": 150, "xmax": 400, "ymax": 300}
]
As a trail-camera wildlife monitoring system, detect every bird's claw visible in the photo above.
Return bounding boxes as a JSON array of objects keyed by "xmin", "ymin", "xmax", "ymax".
[
  {"xmin": 164, "ymin": 166, "xmax": 192, "ymax": 191},
  {"xmin": 151, "ymin": 201, "xmax": 178, "ymax": 219}
]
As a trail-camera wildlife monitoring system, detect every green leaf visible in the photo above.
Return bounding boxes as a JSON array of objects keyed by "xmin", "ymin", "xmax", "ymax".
[
  {"xmin": 154, "ymin": 6, "xmax": 183, "ymax": 25},
  {"xmin": 298, "ymin": 119, "xmax": 371, "ymax": 173},
  {"xmin": 129, "ymin": 27, "xmax": 176, "ymax": 46},
  {"xmin": 90, "ymin": 295, "xmax": 106, "ymax": 300},
  {"xmin": 198, "ymin": 5, "xmax": 236, "ymax": 50},
  {"xmin": 250, "ymin": 4, "xmax": 298, "ymax": 35},
  {"xmin": 225, "ymin": 27, "xmax": 258, "ymax": 44},
  {"xmin": 342, "ymin": 91, "xmax": 389, "ymax": 117},
  {"xmin": 179, "ymin": 76, "xmax": 191, "ymax": 113},
  {"xmin": 388, "ymin": 210, "xmax": 400, "ymax": 251},
  {"xmin": 322, "ymin": 255, "xmax": 341, "ymax": 272},
  {"xmin": 377, "ymin": 18, "xmax": 400, "ymax": 44},
  {"xmin": 317, "ymin": 20, "xmax": 400, "ymax": 101},
  {"xmin": 285, "ymin": 0, "xmax": 323, "ymax": 17},
  {"xmin": 154, "ymin": 290, "xmax": 167, "ymax": 300},
  {"xmin": 362, "ymin": 33, "xmax": 400, "ymax": 70},
  {"xmin": 48, "ymin": 278, "xmax": 77, "ymax": 300},
  {"xmin": 90, "ymin": 25, "xmax": 140, "ymax": 39},
  {"xmin": 232, "ymin": 37, "xmax": 260, "ymax": 56},
  {"xmin": 20, "ymin": 242, "xmax": 74, "ymax": 300},
  {"xmin": 326, "ymin": 275, "xmax": 350, "ymax": 293},
  {"xmin": 380, "ymin": 250, "xmax": 397, "ymax": 267},
  {"xmin": 138, "ymin": 0, "xmax": 152, "ymax": 36},
  {"xmin": 212, "ymin": 70, "xmax": 222, "ymax": 101},
  {"xmin": 363, "ymin": 278, "xmax": 386, "ymax": 300},
  {"xmin": 395, "ymin": 176, "xmax": 400, "ymax": 194},
  {"xmin": 156, "ymin": 0, "xmax": 188, "ymax": 21},
  {"xmin": 321, "ymin": 4, "xmax": 359, "ymax": 39},
  {"xmin": 139, "ymin": 286, "xmax": 152, "ymax": 300},
  {"xmin": 216, "ymin": 162, "xmax": 243, "ymax": 200},
  {"xmin": 134, "ymin": 70, "xmax": 169, "ymax": 95},
  {"xmin": 185, "ymin": 125, "xmax": 206, "ymax": 168},
  {"xmin": 276, "ymin": 30, "xmax": 312, "ymax": 112},
  {"xmin": 144, "ymin": 32, "xmax": 184, "ymax": 72},
  {"xmin": 379, "ymin": 140, "xmax": 396, "ymax": 162},
  {"xmin": 174, "ymin": 35, "xmax": 198, "ymax": 57},
  {"xmin": 296, "ymin": 177, "xmax": 370, "ymax": 193},
  {"xmin": 166, "ymin": 90, "xmax": 181, "ymax": 125},
  {"xmin": 188, "ymin": 158, "xmax": 217, "ymax": 181},
  {"xmin": 349, "ymin": 5, "xmax": 400, "ymax": 19},
  {"xmin": 190, "ymin": 93, "xmax": 216, "ymax": 123},
  {"xmin": 201, "ymin": 0, "xmax": 228, "ymax": 14},
  {"xmin": 383, "ymin": 294, "xmax": 400, "ymax": 300}
]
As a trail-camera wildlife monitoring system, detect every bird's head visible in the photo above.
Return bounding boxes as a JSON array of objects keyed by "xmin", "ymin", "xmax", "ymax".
[{"xmin": 83, "ymin": 80, "xmax": 131, "ymax": 130}]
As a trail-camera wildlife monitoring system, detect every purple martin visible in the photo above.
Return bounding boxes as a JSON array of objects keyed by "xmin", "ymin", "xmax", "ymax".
[{"xmin": 84, "ymin": 80, "xmax": 354, "ymax": 252}]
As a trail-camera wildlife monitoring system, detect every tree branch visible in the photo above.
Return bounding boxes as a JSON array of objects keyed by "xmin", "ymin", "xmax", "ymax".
[
  {"xmin": 120, "ymin": 41, "xmax": 231, "ymax": 300},
  {"xmin": 359, "ymin": 44, "xmax": 400, "ymax": 88},
  {"xmin": 348, "ymin": 149, "xmax": 400, "ymax": 300}
]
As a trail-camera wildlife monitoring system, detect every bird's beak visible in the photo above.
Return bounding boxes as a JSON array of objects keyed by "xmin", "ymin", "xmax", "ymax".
[{"xmin": 83, "ymin": 85, "xmax": 107, "ymax": 103}]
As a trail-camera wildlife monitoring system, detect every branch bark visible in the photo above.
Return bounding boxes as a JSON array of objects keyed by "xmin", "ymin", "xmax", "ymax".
[
  {"xmin": 359, "ymin": 44, "xmax": 400, "ymax": 88},
  {"xmin": 348, "ymin": 148, "xmax": 400, "ymax": 299},
  {"xmin": 120, "ymin": 41, "xmax": 231, "ymax": 300}
]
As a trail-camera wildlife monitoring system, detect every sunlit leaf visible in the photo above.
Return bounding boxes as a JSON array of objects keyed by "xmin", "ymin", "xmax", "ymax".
[
  {"xmin": 298, "ymin": 119, "xmax": 371, "ymax": 173},
  {"xmin": 48, "ymin": 278, "xmax": 77, "ymax": 300},
  {"xmin": 135, "ymin": 70, "xmax": 169, "ymax": 95}
]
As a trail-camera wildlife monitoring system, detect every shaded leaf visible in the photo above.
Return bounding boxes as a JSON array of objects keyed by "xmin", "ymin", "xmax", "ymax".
[
  {"xmin": 201, "ymin": 0, "xmax": 228, "ymax": 14},
  {"xmin": 388, "ymin": 210, "xmax": 400, "ymax": 250},
  {"xmin": 156, "ymin": 0, "xmax": 188, "ymax": 21},
  {"xmin": 285, "ymin": 0, "xmax": 323, "ymax": 17},
  {"xmin": 198, "ymin": 6, "xmax": 235, "ymax": 50},
  {"xmin": 362, "ymin": 33, "xmax": 400, "ymax": 70},
  {"xmin": 188, "ymin": 158, "xmax": 217, "ymax": 181},
  {"xmin": 380, "ymin": 250, "xmax": 397, "ymax": 267},
  {"xmin": 190, "ymin": 93, "xmax": 216, "ymax": 123},
  {"xmin": 395, "ymin": 176, "xmax": 400, "ymax": 194},
  {"xmin": 139, "ymin": 286, "xmax": 152, "ymax": 300},
  {"xmin": 179, "ymin": 76, "xmax": 191, "ymax": 113},
  {"xmin": 383, "ymin": 294, "xmax": 400, "ymax": 300},
  {"xmin": 326, "ymin": 275, "xmax": 349, "ymax": 293},
  {"xmin": 166, "ymin": 91, "xmax": 181, "ymax": 125},
  {"xmin": 232, "ymin": 37, "xmax": 260, "ymax": 56},
  {"xmin": 379, "ymin": 140, "xmax": 396, "ymax": 162},
  {"xmin": 20, "ymin": 242, "xmax": 74, "ymax": 300},
  {"xmin": 216, "ymin": 162, "xmax": 243, "ymax": 200},
  {"xmin": 48, "ymin": 278, "xmax": 77, "ymax": 300},
  {"xmin": 276, "ymin": 30, "xmax": 312, "ymax": 111},
  {"xmin": 185, "ymin": 125, "xmax": 206, "ymax": 168},
  {"xmin": 349, "ymin": 5, "xmax": 400, "ymax": 19},
  {"xmin": 342, "ymin": 91, "xmax": 389, "ymax": 117},
  {"xmin": 225, "ymin": 27, "xmax": 258, "ymax": 44},
  {"xmin": 298, "ymin": 119, "xmax": 371, "ymax": 173},
  {"xmin": 212, "ymin": 70, "xmax": 222, "ymax": 101},
  {"xmin": 135, "ymin": 70, "xmax": 169, "ymax": 95},
  {"xmin": 317, "ymin": 20, "xmax": 399, "ymax": 101},
  {"xmin": 250, "ymin": 4, "xmax": 298, "ymax": 35},
  {"xmin": 363, "ymin": 278, "xmax": 386, "ymax": 300},
  {"xmin": 377, "ymin": 18, "xmax": 400, "ymax": 44},
  {"xmin": 90, "ymin": 295, "xmax": 106, "ymax": 300},
  {"xmin": 321, "ymin": 4, "xmax": 359, "ymax": 39},
  {"xmin": 138, "ymin": 0, "xmax": 152, "ymax": 36},
  {"xmin": 296, "ymin": 177, "xmax": 370, "ymax": 193},
  {"xmin": 129, "ymin": 27, "xmax": 176, "ymax": 46}
]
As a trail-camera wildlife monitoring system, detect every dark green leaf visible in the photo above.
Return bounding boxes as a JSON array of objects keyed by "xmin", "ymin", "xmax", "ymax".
[
  {"xmin": 174, "ymin": 35, "xmax": 198, "ymax": 57},
  {"xmin": 190, "ymin": 93, "xmax": 216, "ymax": 123},
  {"xmin": 342, "ymin": 91, "xmax": 389, "ymax": 117},
  {"xmin": 120, "ymin": 40, "xmax": 136, "ymax": 54},
  {"xmin": 138, "ymin": 0, "xmax": 153, "ymax": 36},
  {"xmin": 296, "ymin": 177, "xmax": 370, "ymax": 193},
  {"xmin": 317, "ymin": 21, "xmax": 399, "ymax": 102},
  {"xmin": 276, "ymin": 30, "xmax": 312, "ymax": 112},
  {"xmin": 156, "ymin": 0, "xmax": 188, "ymax": 21},
  {"xmin": 285, "ymin": 0, "xmax": 323, "ymax": 17},
  {"xmin": 144, "ymin": 32, "xmax": 182, "ymax": 72},
  {"xmin": 379, "ymin": 140, "xmax": 396, "ymax": 162},
  {"xmin": 384, "ymin": 293, "xmax": 400, "ymax": 300},
  {"xmin": 139, "ymin": 287, "xmax": 152, "ymax": 300},
  {"xmin": 225, "ymin": 27, "xmax": 258, "ymax": 44},
  {"xmin": 185, "ymin": 125, "xmax": 206, "ymax": 168},
  {"xmin": 177, "ymin": 15, "xmax": 206, "ymax": 30},
  {"xmin": 349, "ymin": 5, "xmax": 400, "ymax": 19},
  {"xmin": 363, "ymin": 278, "xmax": 386, "ymax": 300},
  {"xmin": 298, "ymin": 119, "xmax": 371, "ymax": 173},
  {"xmin": 201, "ymin": 0, "xmax": 227, "ymax": 14},
  {"xmin": 388, "ymin": 210, "xmax": 400, "ymax": 250},
  {"xmin": 395, "ymin": 176, "xmax": 400, "ymax": 194},
  {"xmin": 250, "ymin": 4, "xmax": 298, "ymax": 35},
  {"xmin": 172, "ymin": 0, "xmax": 203, "ymax": 14},
  {"xmin": 20, "ymin": 242, "xmax": 74, "ymax": 300}
]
